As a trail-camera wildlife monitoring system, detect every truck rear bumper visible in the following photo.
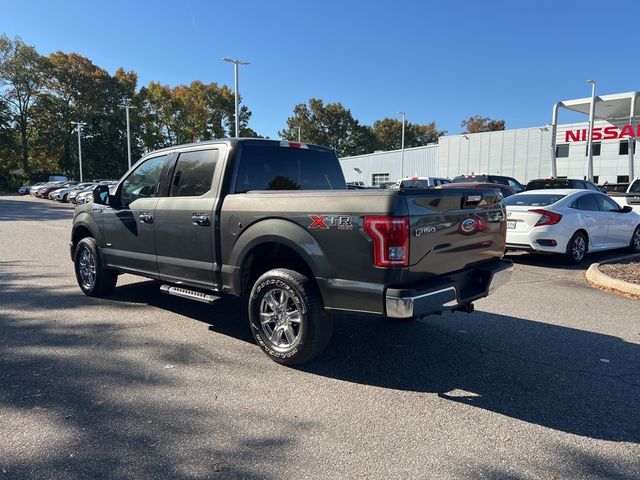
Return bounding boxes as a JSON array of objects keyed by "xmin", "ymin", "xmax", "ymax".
[{"xmin": 385, "ymin": 259, "xmax": 513, "ymax": 318}]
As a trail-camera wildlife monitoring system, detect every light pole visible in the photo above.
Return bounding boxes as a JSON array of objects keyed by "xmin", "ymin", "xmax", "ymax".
[
  {"xmin": 398, "ymin": 112, "xmax": 406, "ymax": 178},
  {"xmin": 71, "ymin": 121, "xmax": 86, "ymax": 182},
  {"xmin": 223, "ymin": 57, "xmax": 250, "ymax": 138},
  {"xmin": 120, "ymin": 100, "xmax": 136, "ymax": 170},
  {"xmin": 586, "ymin": 80, "xmax": 597, "ymax": 183}
]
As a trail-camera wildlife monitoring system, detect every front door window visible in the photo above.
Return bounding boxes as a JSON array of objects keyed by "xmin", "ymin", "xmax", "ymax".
[{"xmin": 120, "ymin": 155, "xmax": 167, "ymax": 206}]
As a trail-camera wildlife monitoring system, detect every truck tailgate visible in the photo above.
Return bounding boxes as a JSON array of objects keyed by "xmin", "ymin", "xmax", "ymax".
[{"xmin": 405, "ymin": 188, "xmax": 506, "ymax": 276}]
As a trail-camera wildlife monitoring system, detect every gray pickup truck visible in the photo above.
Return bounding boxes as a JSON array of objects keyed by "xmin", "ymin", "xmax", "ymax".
[{"xmin": 71, "ymin": 138, "xmax": 512, "ymax": 365}]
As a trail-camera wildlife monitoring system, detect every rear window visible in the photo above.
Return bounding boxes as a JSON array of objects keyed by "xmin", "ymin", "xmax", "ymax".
[
  {"xmin": 526, "ymin": 179, "xmax": 571, "ymax": 190},
  {"xmin": 400, "ymin": 179, "xmax": 430, "ymax": 189},
  {"xmin": 451, "ymin": 176, "xmax": 488, "ymax": 183},
  {"xmin": 504, "ymin": 193, "xmax": 567, "ymax": 207},
  {"xmin": 629, "ymin": 180, "xmax": 640, "ymax": 193},
  {"xmin": 235, "ymin": 145, "xmax": 346, "ymax": 192}
]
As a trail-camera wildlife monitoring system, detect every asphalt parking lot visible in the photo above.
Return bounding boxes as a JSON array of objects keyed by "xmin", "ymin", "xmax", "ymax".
[{"xmin": 1, "ymin": 195, "xmax": 639, "ymax": 480}]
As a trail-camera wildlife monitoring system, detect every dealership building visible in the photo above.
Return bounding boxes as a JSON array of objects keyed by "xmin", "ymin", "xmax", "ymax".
[{"xmin": 341, "ymin": 91, "xmax": 640, "ymax": 186}]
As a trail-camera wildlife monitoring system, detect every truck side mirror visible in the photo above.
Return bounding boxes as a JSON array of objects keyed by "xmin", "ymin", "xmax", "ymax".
[
  {"xmin": 92, "ymin": 185, "xmax": 110, "ymax": 205},
  {"xmin": 621, "ymin": 205, "xmax": 633, "ymax": 213}
]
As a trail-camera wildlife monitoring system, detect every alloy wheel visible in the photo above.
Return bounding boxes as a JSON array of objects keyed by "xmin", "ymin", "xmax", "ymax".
[
  {"xmin": 78, "ymin": 247, "xmax": 96, "ymax": 289},
  {"xmin": 633, "ymin": 228, "xmax": 640, "ymax": 251},
  {"xmin": 572, "ymin": 235, "xmax": 586, "ymax": 262},
  {"xmin": 259, "ymin": 288, "xmax": 302, "ymax": 350}
]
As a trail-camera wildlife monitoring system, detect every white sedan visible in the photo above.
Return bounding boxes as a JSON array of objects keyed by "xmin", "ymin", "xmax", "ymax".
[{"xmin": 504, "ymin": 189, "xmax": 640, "ymax": 263}]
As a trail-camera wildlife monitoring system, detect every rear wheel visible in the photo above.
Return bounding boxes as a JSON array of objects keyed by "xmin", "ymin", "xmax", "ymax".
[
  {"xmin": 248, "ymin": 268, "xmax": 332, "ymax": 366},
  {"xmin": 74, "ymin": 237, "xmax": 118, "ymax": 296},
  {"xmin": 565, "ymin": 231, "xmax": 587, "ymax": 264},
  {"xmin": 630, "ymin": 226, "xmax": 640, "ymax": 253}
]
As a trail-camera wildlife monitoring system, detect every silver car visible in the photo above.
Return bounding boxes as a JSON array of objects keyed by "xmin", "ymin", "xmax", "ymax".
[{"xmin": 53, "ymin": 183, "xmax": 95, "ymax": 202}]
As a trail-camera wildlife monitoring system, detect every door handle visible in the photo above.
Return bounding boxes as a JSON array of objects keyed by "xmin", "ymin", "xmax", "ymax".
[
  {"xmin": 139, "ymin": 212, "xmax": 154, "ymax": 224},
  {"xmin": 192, "ymin": 213, "xmax": 210, "ymax": 226}
]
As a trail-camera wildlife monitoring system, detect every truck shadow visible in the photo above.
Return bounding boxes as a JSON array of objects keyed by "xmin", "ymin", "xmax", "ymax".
[
  {"xmin": 109, "ymin": 280, "xmax": 639, "ymax": 443},
  {"xmin": 6, "ymin": 269, "xmax": 636, "ymax": 445},
  {"xmin": 301, "ymin": 311, "xmax": 640, "ymax": 443}
]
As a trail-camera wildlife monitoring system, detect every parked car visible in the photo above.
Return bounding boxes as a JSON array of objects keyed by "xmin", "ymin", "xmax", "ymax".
[
  {"xmin": 30, "ymin": 182, "xmax": 58, "ymax": 196},
  {"xmin": 611, "ymin": 178, "xmax": 640, "ymax": 212},
  {"xmin": 73, "ymin": 182, "xmax": 115, "ymax": 204},
  {"xmin": 68, "ymin": 184, "xmax": 96, "ymax": 204},
  {"xmin": 53, "ymin": 182, "xmax": 95, "ymax": 202},
  {"xmin": 600, "ymin": 182, "xmax": 630, "ymax": 195},
  {"xmin": 438, "ymin": 181, "xmax": 517, "ymax": 198},
  {"xmin": 71, "ymin": 138, "xmax": 512, "ymax": 365},
  {"xmin": 47, "ymin": 182, "xmax": 77, "ymax": 200},
  {"xmin": 38, "ymin": 181, "xmax": 73, "ymax": 198},
  {"xmin": 525, "ymin": 178, "xmax": 599, "ymax": 192},
  {"xmin": 451, "ymin": 174, "xmax": 524, "ymax": 193},
  {"xmin": 504, "ymin": 189, "xmax": 640, "ymax": 263},
  {"xmin": 19, "ymin": 182, "xmax": 44, "ymax": 195},
  {"xmin": 393, "ymin": 176, "xmax": 451, "ymax": 189}
]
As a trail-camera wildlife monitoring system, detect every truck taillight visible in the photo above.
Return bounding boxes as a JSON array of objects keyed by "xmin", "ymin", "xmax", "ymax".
[{"xmin": 364, "ymin": 216, "xmax": 409, "ymax": 267}]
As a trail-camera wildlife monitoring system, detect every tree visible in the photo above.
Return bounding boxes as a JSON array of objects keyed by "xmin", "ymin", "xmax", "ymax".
[
  {"xmin": 32, "ymin": 51, "xmax": 130, "ymax": 179},
  {"xmin": 279, "ymin": 98, "xmax": 368, "ymax": 156},
  {"xmin": 461, "ymin": 115, "xmax": 505, "ymax": 134},
  {"xmin": 137, "ymin": 80, "xmax": 258, "ymax": 152},
  {"xmin": 0, "ymin": 34, "xmax": 45, "ymax": 175},
  {"xmin": 373, "ymin": 118, "xmax": 446, "ymax": 151}
]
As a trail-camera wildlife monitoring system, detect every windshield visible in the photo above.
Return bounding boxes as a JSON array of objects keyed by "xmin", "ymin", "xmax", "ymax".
[
  {"xmin": 504, "ymin": 193, "xmax": 567, "ymax": 207},
  {"xmin": 236, "ymin": 145, "xmax": 346, "ymax": 192},
  {"xmin": 629, "ymin": 179, "xmax": 640, "ymax": 193}
]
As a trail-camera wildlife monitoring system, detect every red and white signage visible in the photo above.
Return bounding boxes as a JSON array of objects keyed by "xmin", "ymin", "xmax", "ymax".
[{"xmin": 565, "ymin": 125, "xmax": 640, "ymax": 142}]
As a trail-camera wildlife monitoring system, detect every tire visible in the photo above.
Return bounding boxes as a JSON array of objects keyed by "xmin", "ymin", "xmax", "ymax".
[
  {"xmin": 565, "ymin": 231, "xmax": 588, "ymax": 264},
  {"xmin": 630, "ymin": 225, "xmax": 640, "ymax": 253},
  {"xmin": 62, "ymin": 193, "xmax": 68, "ymax": 203},
  {"xmin": 73, "ymin": 237, "xmax": 118, "ymax": 296},
  {"xmin": 248, "ymin": 268, "xmax": 332, "ymax": 366}
]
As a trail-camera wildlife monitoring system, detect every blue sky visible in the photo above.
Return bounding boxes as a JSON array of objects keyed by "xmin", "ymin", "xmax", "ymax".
[{"xmin": 3, "ymin": 0, "xmax": 639, "ymax": 139}]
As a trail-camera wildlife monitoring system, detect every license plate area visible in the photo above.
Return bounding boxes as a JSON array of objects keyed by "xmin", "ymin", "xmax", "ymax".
[{"xmin": 507, "ymin": 220, "xmax": 516, "ymax": 230}]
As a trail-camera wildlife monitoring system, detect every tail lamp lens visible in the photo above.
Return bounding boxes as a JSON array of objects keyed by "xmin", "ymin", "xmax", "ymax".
[
  {"xmin": 529, "ymin": 209, "xmax": 562, "ymax": 227},
  {"xmin": 364, "ymin": 216, "xmax": 410, "ymax": 267}
]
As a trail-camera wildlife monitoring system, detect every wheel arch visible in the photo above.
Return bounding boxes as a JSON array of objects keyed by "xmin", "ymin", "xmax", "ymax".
[
  {"xmin": 225, "ymin": 218, "xmax": 329, "ymax": 297},
  {"xmin": 574, "ymin": 228, "xmax": 590, "ymax": 249},
  {"xmin": 70, "ymin": 215, "xmax": 102, "ymax": 259}
]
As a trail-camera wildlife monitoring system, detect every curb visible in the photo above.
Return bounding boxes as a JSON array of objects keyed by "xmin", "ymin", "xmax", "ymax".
[{"xmin": 585, "ymin": 254, "xmax": 640, "ymax": 298}]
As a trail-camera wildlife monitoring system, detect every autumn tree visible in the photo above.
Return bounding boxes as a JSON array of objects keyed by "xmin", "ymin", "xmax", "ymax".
[
  {"xmin": 372, "ymin": 118, "xmax": 446, "ymax": 151},
  {"xmin": 461, "ymin": 115, "xmax": 505, "ymax": 134},
  {"xmin": 279, "ymin": 98, "xmax": 371, "ymax": 156},
  {"xmin": 0, "ymin": 34, "xmax": 45, "ymax": 175}
]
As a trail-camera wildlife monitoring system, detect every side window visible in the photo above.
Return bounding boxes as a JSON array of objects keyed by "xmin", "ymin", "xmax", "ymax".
[
  {"xmin": 572, "ymin": 194, "xmax": 599, "ymax": 211},
  {"xmin": 490, "ymin": 177, "xmax": 509, "ymax": 186},
  {"xmin": 507, "ymin": 179, "xmax": 524, "ymax": 192},
  {"xmin": 573, "ymin": 180, "xmax": 586, "ymax": 189},
  {"xmin": 169, "ymin": 149, "xmax": 218, "ymax": 197},
  {"xmin": 596, "ymin": 194, "xmax": 622, "ymax": 212},
  {"xmin": 120, "ymin": 155, "xmax": 167, "ymax": 206},
  {"xmin": 585, "ymin": 182, "xmax": 599, "ymax": 191}
]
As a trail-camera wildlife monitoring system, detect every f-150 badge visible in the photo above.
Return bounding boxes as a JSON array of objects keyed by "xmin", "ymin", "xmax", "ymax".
[
  {"xmin": 308, "ymin": 215, "xmax": 353, "ymax": 230},
  {"xmin": 414, "ymin": 226, "xmax": 436, "ymax": 236}
]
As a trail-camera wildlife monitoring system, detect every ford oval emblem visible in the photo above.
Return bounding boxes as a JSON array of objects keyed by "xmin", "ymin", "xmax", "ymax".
[{"xmin": 461, "ymin": 218, "xmax": 477, "ymax": 233}]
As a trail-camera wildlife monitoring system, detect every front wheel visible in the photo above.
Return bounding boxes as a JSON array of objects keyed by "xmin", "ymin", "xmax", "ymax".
[
  {"xmin": 630, "ymin": 226, "xmax": 640, "ymax": 253},
  {"xmin": 565, "ymin": 231, "xmax": 587, "ymax": 264},
  {"xmin": 74, "ymin": 237, "xmax": 118, "ymax": 296},
  {"xmin": 248, "ymin": 268, "xmax": 332, "ymax": 366}
]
